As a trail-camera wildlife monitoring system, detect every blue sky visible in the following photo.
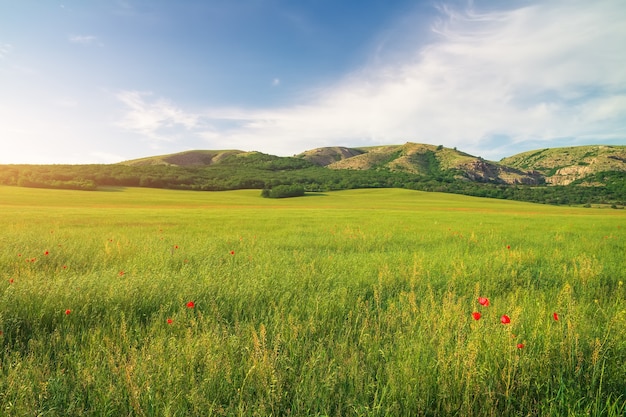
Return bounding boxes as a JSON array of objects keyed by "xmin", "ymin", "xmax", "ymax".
[{"xmin": 1, "ymin": 0, "xmax": 625, "ymax": 164}]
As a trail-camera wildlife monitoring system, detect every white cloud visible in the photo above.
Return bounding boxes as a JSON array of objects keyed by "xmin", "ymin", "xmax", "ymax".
[
  {"xmin": 116, "ymin": 0, "xmax": 626, "ymax": 159},
  {"xmin": 272, "ymin": 78, "xmax": 280, "ymax": 86},
  {"xmin": 68, "ymin": 35, "xmax": 98, "ymax": 44},
  {"xmin": 116, "ymin": 90, "xmax": 200, "ymax": 142},
  {"xmin": 0, "ymin": 43, "xmax": 12, "ymax": 58}
]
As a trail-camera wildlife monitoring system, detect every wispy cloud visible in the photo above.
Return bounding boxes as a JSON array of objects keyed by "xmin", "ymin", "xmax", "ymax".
[
  {"xmin": 116, "ymin": 90, "xmax": 200, "ymax": 142},
  {"xmin": 68, "ymin": 35, "xmax": 98, "ymax": 45},
  {"xmin": 0, "ymin": 43, "xmax": 12, "ymax": 58},
  {"xmin": 116, "ymin": 0, "xmax": 626, "ymax": 158}
]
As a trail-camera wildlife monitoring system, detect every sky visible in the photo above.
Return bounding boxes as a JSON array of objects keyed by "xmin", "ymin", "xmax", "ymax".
[{"xmin": 1, "ymin": 0, "xmax": 625, "ymax": 164}]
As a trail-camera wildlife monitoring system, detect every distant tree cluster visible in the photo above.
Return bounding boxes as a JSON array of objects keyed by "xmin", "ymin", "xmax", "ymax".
[{"xmin": 261, "ymin": 184, "xmax": 306, "ymax": 199}]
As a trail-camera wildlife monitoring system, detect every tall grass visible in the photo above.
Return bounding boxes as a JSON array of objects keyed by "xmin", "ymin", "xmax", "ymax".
[{"xmin": 1, "ymin": 186, "xmax": 625, "ymax": 416}]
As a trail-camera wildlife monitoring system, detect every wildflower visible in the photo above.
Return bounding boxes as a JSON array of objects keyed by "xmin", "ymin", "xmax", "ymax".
[
  {"xmin": 478, "ymin": 297, "xmax": 490, "ymax": 307},
  {"xmin": 65, "ymin": 309, "xmax": 71, "ymax": 315},
  {"xmin": 167, "ymin": 318, "xmax": 173, "ymax": 325},
  {"xmin": 9, "ymin": 278, "xmax": 14, "ymax": 284},
  {"xmin": 186, "ymin": 301, "xmax": 195, "ymax": 308},
  {"xmin": 118, "ymin": 271, "xmax": 125, "ymax": 276},
  {"xmin": 472, "ymin": 312, "xmax": 481, "ymax": 320},
  {"xmin": 44, "ymin": 251, "xmax": 49, "ymax": 256},
  {"xmin": 517, "ymin": 343, "xmax": 524, "ymax": 349},
  {"xmin": 500, "ymin": 315, "xmax": 511, "ymax": 324},
  {"xmin": 230, "ymin": 250, "xmax": 235, "ymax": 255},
  {"xmin": 174, "ymin": 245, "xmax": 179, "ymax": 249},
  {"xmin": 507, "ymin": 245, "xmax": 511, "ymax": 250},
  {"xmin": 553, "ymin": 312, "xmax": 559, "ymax": 321}
]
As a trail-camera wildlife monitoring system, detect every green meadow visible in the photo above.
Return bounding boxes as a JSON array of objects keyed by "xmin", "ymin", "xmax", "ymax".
[{"xmin": 1, "ymin": 185, "xmax": 625, "ymax": 416}]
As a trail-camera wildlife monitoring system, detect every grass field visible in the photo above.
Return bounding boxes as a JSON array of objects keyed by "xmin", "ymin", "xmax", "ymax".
[{"xmin": 1, "ymin": 186, "xmax": 625, "ymax": 416}]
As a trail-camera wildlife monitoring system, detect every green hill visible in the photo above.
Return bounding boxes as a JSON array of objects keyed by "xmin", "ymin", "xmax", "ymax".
[
  {"xmin": 298, "ymin": 143, "xmax": 542, "ymax": 185},
  {"xmin": 112, "ymin": 143, "xmax": 626, "ymax": 189},
  {"xmin": 119, "ymin": 150, "xmax": 246, "ymax": 166},
  {"xmin": 500, "ymin": 145, "xmax": 626, "ymax": 185}
]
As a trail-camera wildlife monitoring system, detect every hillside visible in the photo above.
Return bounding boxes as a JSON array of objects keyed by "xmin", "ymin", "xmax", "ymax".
[
  {"xmin": 500, "ymin": 145, "xmax": 626, "ymax": 185},
  {"xmin": 120, "ymin": 150, "xmax": 246, "ymax": 166},
  {"xmin": 118, "ymin": 143, "xmax": 625, "ymax": 187},
  {"xmin": 295, "ymin": 146, "xmax": 366, "ymax": 166},
  {"xmin": 298, "ymin": 143, "xmax": 542, "ymax": 185}
]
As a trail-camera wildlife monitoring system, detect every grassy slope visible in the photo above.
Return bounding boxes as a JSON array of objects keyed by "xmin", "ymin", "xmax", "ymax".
[
  {"xmin": 325, "ymin": 143, "xmax": 541, "ymax": 184},
  {"xmin": 120, "ymin": 150, "xmax": 246, "ymax": 166},
  {"xmin": 1, "ymin": 186, "xmax": 625, "ymax": 416},
  {"xmin": 500, "ymin": 145, "xmax": 626, "ymax": 171},
  {"xmin": 325, "ymin": 143, "xmax": 471, "ymax": 172},
  {"xmin": 500, "ymin": 145, "xmax": 626, "ymax": 184},
  {"xmin": 113, "ymin": 144, "xmax": 626, "ymax": 187}
]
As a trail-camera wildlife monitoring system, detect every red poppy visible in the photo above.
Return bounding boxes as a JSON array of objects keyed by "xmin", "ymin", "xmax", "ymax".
[
  {"xmin": 118, "ymin": 271, "xmax": 125, "ymax": 276},
  {"xmin": 167, "ymin": 318, "xmax": 173, "ymax": 324},
  {"xmin": 186, "ymin": 301, "xmax": 195, "ymax": 308},
  {"xmin": 44, "ymin": 251, "xmax": 49, "ymax": 256},
  {"xmin": 478, "ymin": 297, "xmax": 490, "ymax": 307},
  {"xmin": 553, "ymin": 312, "xmax": 559, "ymax": 321},
  {"xmin": 507, "ymin": 245, "xmax": 511, "ymax": 250},
  {"xmin": 500, "ymin": 315, "xmax": 511, "ymax": 324},
  {"xmin": 65, "ymin": 309, "xmax": 71, "ymax": 315},
  {"xmin": 517, "ymin": 343, "xmax": 524, "ymax": 349},
  {"xmin": 230, "ymin": 250, "xmax": 235, "ymax": 255},
  {"xmin": 174, "ymin": 245, "xmax": 179, "ymax": 249},
  {"xmin": 472, "ymin": 312, "xmax": 481, "ymax": 320},
  {"xmin": 9, "ymin": 278, "xmax": 14, "ymax": 284}
]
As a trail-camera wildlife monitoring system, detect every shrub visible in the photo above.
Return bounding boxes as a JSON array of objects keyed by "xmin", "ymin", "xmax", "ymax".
[{"xmin": 261, "ymin": 184, "xmax": 305, "ymax": 198}]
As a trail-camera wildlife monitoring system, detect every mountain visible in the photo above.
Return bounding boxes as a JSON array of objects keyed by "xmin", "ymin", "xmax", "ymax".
[
  {"xmin": 500, "ymin": 145, "xmax": 626, "ymax": 185},
  {"xmin": 120, "ymin": 149, "xmax": 315, "ymax": 170},
  {"xmin": 119, "ymin": 143, "xmax": 625, "ymax": 186},
  {"xmin": 295, "ymin": 146, "xmax": 366, "ymax": 166},
  {"xmin": 120, "ymin": 150, "xmax": 246, "ymax": 166},
  {"xmin": 297, "ymin": 143, "xmax": 543, "ymax": 185}
]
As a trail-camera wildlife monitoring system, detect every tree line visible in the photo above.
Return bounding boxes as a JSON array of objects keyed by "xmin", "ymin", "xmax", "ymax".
[{"xmin": 0, "ymin": 163, "xmax": 624, "ymax": 206}]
